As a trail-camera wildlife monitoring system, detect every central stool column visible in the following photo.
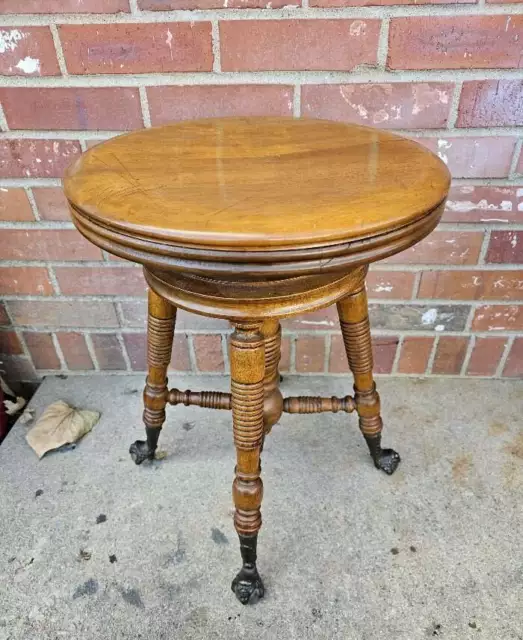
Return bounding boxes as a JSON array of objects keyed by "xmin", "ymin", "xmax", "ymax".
[{"xmin": 230, "ymin": 321, "xmax": 266, "ymax": 604}]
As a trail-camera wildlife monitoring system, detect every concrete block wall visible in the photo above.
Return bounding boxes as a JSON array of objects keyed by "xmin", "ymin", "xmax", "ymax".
[{"xmin": 0, "ymin": 1, "xmax": 522, "ymax": 382}]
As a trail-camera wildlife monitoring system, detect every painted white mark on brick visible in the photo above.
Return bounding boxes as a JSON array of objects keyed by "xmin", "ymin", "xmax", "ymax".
[
  {"xmin": 390, "ymin": 105, "xmax": 402, "ymax": 120},
  {"xmin": 437, "ymin": 139, "xmax": 452, "ymax": 164},
  {"xmin": 516, "ymin": 188, "xmax": 523, "ymax": 197},
  {"xmin": 0, "ymin": 188, "xmax": 7, "ymax": 192},
  {"xmin": 510, "ymin": 234, "xmax": 518, "ymax": 249},
  {"xmin": 412, "ymin": 84, "xmax": 449, "ymax": 115},
  {"xmin": 15, "ymin": 56, "xmax": 40, "ymax": 74},
  {"xmin": 299, "ymin": 320, "xmax": 336, "ymax": 327},
  {"xmin": 339, "ymin": 88, "xmax": 370, "ymax": 119},
  {"xmin": 166, "ymin": 29, "xmax": 174, "ymax": 60},
  {"xmin": 0, "ymin": 29, "xmax": 24, "ymax": 54},
  {"xmin": 374, "ymin": 285, "xmax": 393, "ymax": 292},
  {"xmin": 421, "ymin": 308, "xmax": 438, "ymax": 325},
  {"xmin": 349, "ymin": 21, "xmax": 366, "ymax": 37},
  {"xmin": 505, "ymin": 16, "xmax": 511, "ymax": 32},
  {"xmin": 435, "ymin": 324, "xmax": 445, "ymax": 332},
  {"xmin": 445, "ymin": 199, "xmax": 512, "ymax": 214},
  {"xmin": 373, "ymin": 109, "xmax": 389, "ymax": 124}
]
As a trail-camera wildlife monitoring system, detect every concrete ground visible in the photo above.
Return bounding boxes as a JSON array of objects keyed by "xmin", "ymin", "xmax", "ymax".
[{"xmin": 0, "ymin": 375, "xmax": 522, "ymax": 640}]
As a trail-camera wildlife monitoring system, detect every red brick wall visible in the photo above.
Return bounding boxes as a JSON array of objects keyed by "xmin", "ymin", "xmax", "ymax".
[{"xmin": 0, "ymin": 2, "xmax": 522, "ymax": 382}]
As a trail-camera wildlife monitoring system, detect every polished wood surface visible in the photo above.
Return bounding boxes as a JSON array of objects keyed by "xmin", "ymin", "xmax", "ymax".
[
  {"xmin": 64, "ymin": 117, "xmax": 450, "ymax": 252},
  {"xmin": 63, "ymin": 117, "xmax": 451, "ymax": 605}
]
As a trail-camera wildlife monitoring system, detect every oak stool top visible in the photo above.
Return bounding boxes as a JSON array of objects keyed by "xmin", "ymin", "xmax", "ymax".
[
  {"xmin": 64, "ymin": 117, "xmax": 449, "ymax": 266},
  {"xmin": 64, "ymin": 117, "xmax": 451, "ymax": 605}
]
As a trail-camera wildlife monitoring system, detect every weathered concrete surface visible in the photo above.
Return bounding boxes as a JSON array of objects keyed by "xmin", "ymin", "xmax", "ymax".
[{"xmin": 0, "ymin": 375, "xmax": 522, "ymax": 640}]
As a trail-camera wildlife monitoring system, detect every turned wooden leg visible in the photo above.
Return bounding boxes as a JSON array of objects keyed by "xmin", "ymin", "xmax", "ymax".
[
  {"xmin": 261, "ymin": 318, "xmax": 283, "ymax": 438},
  {"xmin": 130, "ymin": 288, "xmax": 175, "ymax": 465},
  {"xmin": 337, "ymin": 287, "xmax": 400, "ymax": 475},
  {"xmin": 230, "ymin": 321, "xmax": 265, "ymax": 605}
]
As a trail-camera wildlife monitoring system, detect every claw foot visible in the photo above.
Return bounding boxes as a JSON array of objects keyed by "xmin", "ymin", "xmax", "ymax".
[
  {"xmin": 373, "ymin": 448, "xmax": 401, "ymax": 475},
  {"xmin": 231, "ymin": 567, "xmax": 265, "ymax": 605},
  {"xmin": 129, "ymin": 440, "xmax": 155, "ymax": 465}
]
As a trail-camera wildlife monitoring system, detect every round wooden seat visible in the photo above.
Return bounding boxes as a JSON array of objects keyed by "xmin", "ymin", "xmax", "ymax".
[
  {"xmin": 64, "ymin": 117, "xmax": 449, "ymax": 278},
  {"xmin": 63, "ymin": 117, "xmax": 451, "ymax": 606}
]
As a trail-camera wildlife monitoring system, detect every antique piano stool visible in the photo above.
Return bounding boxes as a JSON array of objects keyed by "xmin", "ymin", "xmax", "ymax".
[{"xmin": 64, "ymin": 117, "xmax": 450, "ymax": 605}]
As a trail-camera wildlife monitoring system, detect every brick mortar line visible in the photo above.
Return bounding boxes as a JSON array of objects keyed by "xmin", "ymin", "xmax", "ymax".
[
  {"xmin": 446, "ymin": 81, "xmax": 463, "ymax": 129},
  {"xmin": 113, "ymin": 300, "xmax": 127, "ymax": 328},
  {"xmin": 477, "ymin": 227, "xmax": 492, "ymax": 266},
  {"xmin": 1, "ymin": 4, "xmax": 523, "ymax": 23},
  {"xmin": 4, "ymin": 294, "xmax": 523, "ymax": 305},
  {"xmin": 138, "ymin": 86, "xmax": 152, "ymax": 127},
  {"xmin": 51, "ymin": 331, "xmax": 68, "ymax": 370},
  {"xmin": 49, "ymin": 24, "xmax": 68, "ymax": 76},
  {"xmin": 459, "ymin": 333, "xmax": 475, "ymax": 375},
  {"xmin": 220, "ymin": 332, "xmax": 230, "ymax": 374},
  {"xmin": 1, "ymin": 176, "xmax": 521, "ymax": 188},
  {"xmin": 494, "ymin": 334, "xmax": 514, "ymax": 377},
  {"xmin": 116, "ymin": 332, "xmax": 133, "ymax": 371},
  {"xmin": 509, "ymin": 139, "xmax": 523, "ymax": 180},
  {"xmin": 411, "ymin": 271, "xmax": 422, "ymax": 300},
  {"xmin": 14, "ymin": 369, "xmax": 516, "ymax": 381},
  {"xmin": 46, "ymin": 265, "xmax": 62, "ymax": 295},
  {"xmin": 376, "ymin": 16, "xmax": 389, "ymax": 69},
  {"xmin": 0, "ymin": 260, "xmax": 143, "ymax": 267},
  {"xmin": 293, "ymin": 84, "xmax": 300, "ymax": 117},
  {"xmin": 289, "ymin": 334, "xmax": 297, "ymax": 373},
  {"xmin": 1, "ymin": 327, "xmax": 238, "ymax": 335},
  {"xmin": 6, "ymin": 290, "xmax": 523, "ymax": 303},
  {"xmin": 186, "ymin": 334, "xmax": 198, "ymax": 373},
  {"xmin": 391, "ymin": 334, "xmax": 403, "ymax": 374},
  {"xmin": 84, "ymin": 332, "xmax": 101, "ymax": 370},
  {"xmin": 211, "ymin": 20, "xmax": 221, "ymax": 72},
  {"xmin": 2, "ymin": 69, "xmax": 523, "ymax": 89},
  {"xmin": 27, "ymin": 371, "xmax": 522, "ymax": 380},
  {"xmin": 1, "ymin": 127, "xmax": 522, "ymax": 140},
  {"xmin": 323, "ymin": 332, "xmax": 331, "ymax": 373},
  {"xmin": 425, "ymin": 333, "xmax": 439, "ymax": 374},
  {"xmin": 24, "ymin": 187, "xmax": 40, "ymax": 221},
  {"xmin": 0, "ymin": 103, "xmax": 9, "ymax": 132},
  {"xmin": 14, "ymin": 327, "xmax": 32, "ymax": 359},
  {"xmin": 0, "ymin": 221, "xmax": 522, "ymax": 231},
  {"xmin": 4, "ymin": 327, "xmax": 522, "ymax": 338}
]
